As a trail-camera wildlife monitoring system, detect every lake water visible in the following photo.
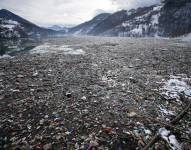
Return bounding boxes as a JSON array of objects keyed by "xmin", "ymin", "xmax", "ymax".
[
  {"xmin": 0, "ymin": 38, "xmax": 85, "ymax": 57},
  {"xmin": 0, "ymin": 39, "xmax": 41, "ymax": 56}
]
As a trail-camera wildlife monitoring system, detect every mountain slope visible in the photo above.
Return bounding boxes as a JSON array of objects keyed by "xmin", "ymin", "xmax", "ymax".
[
  {"xmin": 70, "ymin": 1, "xmax": 191, "ymax": 37},
  {"xmin": 89, "ymin": 10, "xmax": 129, "ymax": 36},
  {"xmin": 0, "ymin": 9, "xmax": 56, "ymax": 39},
  {"xmin": 68, "ymin": 13, "xmax": 110, "ymax": 35},
  {"xmin": 159, "ymin": 0, "xmax": 191, "ymax": 37},
  {"xmin": 48, "ymin": 25, "xmax": 69, "ymax": 32},
  {"xmin": 100, "ymin": 5, "xmax": 162, "ymax": 37},
  {"xmin": 90, "ymin": 5, "xmax": 157, "ymax": 36}
]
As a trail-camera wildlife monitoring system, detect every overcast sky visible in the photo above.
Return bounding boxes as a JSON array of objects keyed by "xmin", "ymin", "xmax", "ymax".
[{"xmin": 0, "ymin": 0, "xmax": 161, "ymax": 27}]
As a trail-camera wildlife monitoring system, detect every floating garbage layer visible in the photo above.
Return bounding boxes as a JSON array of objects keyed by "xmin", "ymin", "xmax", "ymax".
[{"xmin": 0, "ymin": 37, "xmax": 191, "ymax": 149}]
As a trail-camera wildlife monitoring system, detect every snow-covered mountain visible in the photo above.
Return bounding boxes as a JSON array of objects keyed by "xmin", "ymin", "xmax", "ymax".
[
  {"xmin": 1, "ymin": 0, "xmax": 191, "ymax": 39},
  {"xmin": 90, "ymin": 5, "xmax": 159, "ymax": 37},
  {"xmin": 68, "ymin": 13, "xmax": 111, "ymax": 35},
  {"xmin": 69, "ymin": 0, "xmax": 191, "ymax": 37},
  {"xmin": 0, "ymin": 9, "xmax": 57, "ymax": 39},
  {"xmin": 107, "ymin": 5, "xmax": 164, "ymax": 37},
  {"xmin": 48, "ymin": 25, "xmax": 63, "ymax": 31},
  {"xmin": 48, "ymin": 25, "xmax": 69, "ymax": 32}
]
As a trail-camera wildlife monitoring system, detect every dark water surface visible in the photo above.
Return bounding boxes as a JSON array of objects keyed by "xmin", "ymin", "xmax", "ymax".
[{"xmin": 0, "ymin": 38, "xmax": 41, "ymax": 56}]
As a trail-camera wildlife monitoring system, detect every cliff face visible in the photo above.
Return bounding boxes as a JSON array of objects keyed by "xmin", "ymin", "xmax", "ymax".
[{"xmin": 159, "ymin": 1, "xmax": 191, "ymax": 37}]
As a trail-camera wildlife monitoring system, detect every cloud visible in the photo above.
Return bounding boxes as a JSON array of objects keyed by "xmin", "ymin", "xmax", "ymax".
[
  {"xmin": 111, "ymin": 0, "xmax": 161, "ymax": 10},
  {"xmin": 94, "ymin": 9, "xmax": 109, "ymax": 16},
  {"xmin": 0, "ymin": 0, "xmax": 161, "ymax": 26}
]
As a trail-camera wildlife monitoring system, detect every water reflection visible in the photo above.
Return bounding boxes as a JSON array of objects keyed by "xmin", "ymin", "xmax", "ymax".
[{"xmin": 0, "ymin": 38, "xmax": 41, "ymax": 56}]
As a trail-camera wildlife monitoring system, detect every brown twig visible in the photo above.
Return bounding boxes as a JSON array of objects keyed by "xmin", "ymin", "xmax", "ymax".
[
  {"xmin": 138, "ymin": 114, "xmax": 190, "ymax": 135},
  {"xmin": 143, "ymin": 134, "xmax": 160, "ymax": 150},
  {"xmin": 143, "ymin": 100, "xmax": 191, "ymax": 150},
  {"xmin": 171, "ymin": 102, "xmax": 191, "ymax": 125}
]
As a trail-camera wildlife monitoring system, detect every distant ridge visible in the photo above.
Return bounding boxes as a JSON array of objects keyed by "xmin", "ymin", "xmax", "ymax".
[{"xmin": 68, "ymin": 13, "xmax": 111, "ymax": 35}]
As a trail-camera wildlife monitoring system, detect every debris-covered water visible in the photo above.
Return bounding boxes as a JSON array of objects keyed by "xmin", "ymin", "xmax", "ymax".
[
  {"xmin": 0, "ymin": 37, "xmax": 191, "ymax": 149},
  {"xmin": 31, "ymin": 43, "xmax": 85, "ymax": 55}
]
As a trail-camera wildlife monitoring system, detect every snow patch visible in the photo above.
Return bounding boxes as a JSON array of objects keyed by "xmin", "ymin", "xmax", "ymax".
[
  {"xmin": 126, "ymin": 11, "xmax": 133, "ymax": 16},
  {"xmin": 7, "ymin": 20, "xmax": 19, "ymax": 25},
  {"xmin": 169, "ymin": 135, "xmax": 181, "ymax": 150},
  {"xmin": 153, "ymin": 5, "xmax": 163, "ymax": 11},
  {"xmin": 181, "ymin": 33, "xmax": 191, "ymax": 42},
  {"xmin": 152, "ymin": 14, "xmax": 159, "ymax": 25},
  {"xmin": 73, "ymin": 29, "xmax": 83, "ymax": 35},
  {"xmin": 160, "ymin": 75, "xmax": 191, "ymax": 100},
  {"xmin": 1, "ymin": 19, "xmax": 19, "ymax": 30},
  {"xmin": 159, "ymin": 105, "xmax": 175, "ymax": 116},
  {"xmin": 159, "ymin": 128, "xmax": 170, "ymax": 141},
  {"xmin": 130, "ymin": 25, "xmax": 143, "ymax": 35},
  {"xmin": 2, "ymin": 24, "xmax": 15, "ymax": 30},
  {"xmin": 122, "ymin": 22, "xmax": 129, "ymax": 27},
  {"xmin": 159, "ymin": 128, "xmax": 181, "ymax": 150}
]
